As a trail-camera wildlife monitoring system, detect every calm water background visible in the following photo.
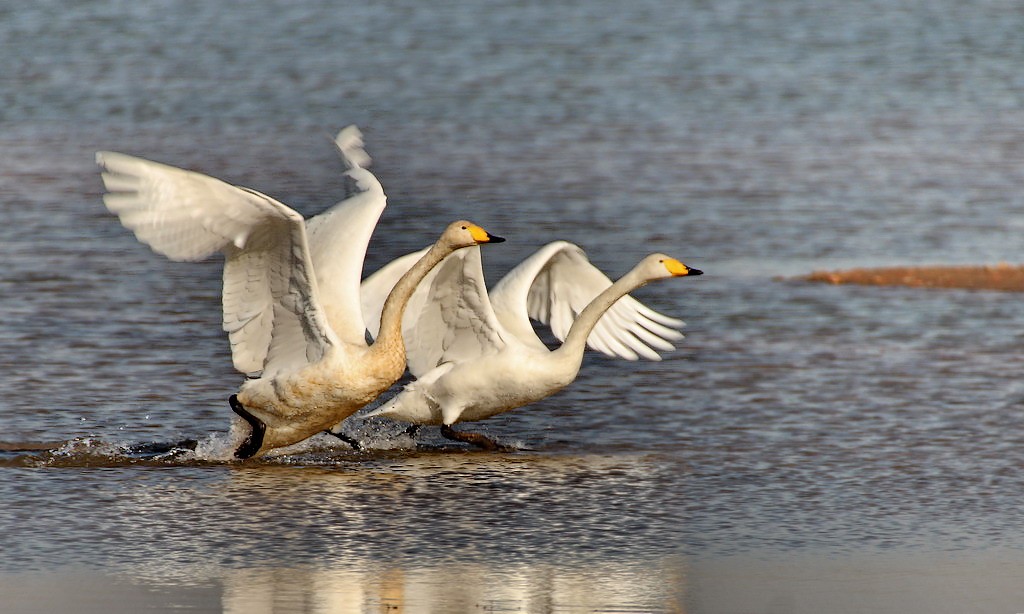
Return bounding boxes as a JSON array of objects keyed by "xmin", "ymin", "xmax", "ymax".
[{"xmin": 3, "ymin": 0, "xmax": 1024, "ymax": 612}]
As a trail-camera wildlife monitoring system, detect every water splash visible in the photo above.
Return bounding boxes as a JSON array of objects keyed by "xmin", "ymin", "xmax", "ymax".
[{"xmin": 0, "ymin": 419, "xmax": 531, "ymax": 468}]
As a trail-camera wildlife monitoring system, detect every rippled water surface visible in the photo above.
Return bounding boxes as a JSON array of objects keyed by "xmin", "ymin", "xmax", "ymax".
[{"xmin": 4, "ymin": 0, "xmax": 1024, "ymax": 611}]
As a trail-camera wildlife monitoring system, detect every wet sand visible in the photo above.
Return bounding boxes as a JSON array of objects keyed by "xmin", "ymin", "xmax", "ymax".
[{"xmin": 798, "ymin": 263, "xmax": 1024, "ymax": 291}]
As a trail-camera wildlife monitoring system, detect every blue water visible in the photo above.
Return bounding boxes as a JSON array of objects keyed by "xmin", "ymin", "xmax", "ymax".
[{"xmin": 3, "ymin": 0, "xmax": 1024, "ymax": 611}]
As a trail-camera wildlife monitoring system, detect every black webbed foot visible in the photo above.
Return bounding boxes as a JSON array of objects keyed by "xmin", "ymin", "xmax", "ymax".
[
  {"xmin": 230, "ymin": 394, "xmax": 266, "ymax": 459},
  {"xmin": 124, "ymin": 439, "xmax": 198, "ymax": 457},
  {"xmin": 439, "ymin": 424, "xmax": 507, "ymax": 451},
  {"xmin": 324, "ymin": 429, "xmax": 362, "ymax": 451}
]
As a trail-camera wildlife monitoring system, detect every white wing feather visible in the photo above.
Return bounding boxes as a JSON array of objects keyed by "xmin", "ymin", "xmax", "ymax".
[
  {"xmin": 97, "ymin": 151, "xmax": 337, "ymax": 376},
  {"xmin": 304, "ymin": 125, "xmax": 388, "ymax": 348},
  {"xmin": 488, "ymin": 241, "xmax": 684, "ymax": 361},
  {"xmin": 98, "ymin": 152, "xmax": 269, "ymax": 260},
  {"xmin": 402, "ymin": 247, "xmax": 506, "ymax": 377}
]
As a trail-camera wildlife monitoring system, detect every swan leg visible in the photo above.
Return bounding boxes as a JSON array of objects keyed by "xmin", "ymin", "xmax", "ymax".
[
  {"xmin": 439, "ymin": 424, "xmax": 504, "ymax": 451},
  {"xmin": 125, "ymin": 439, "xmax": 198, "ymax": 455},
  {"xmin": 324, "ymin": 429, "xmax": 362, "ymax": 451},
  {"xmin": 230, "ymin": 394, "xmax": 266, "ymax": 459}
]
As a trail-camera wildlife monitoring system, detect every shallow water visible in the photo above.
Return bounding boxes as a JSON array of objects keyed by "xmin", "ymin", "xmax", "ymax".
[{"xmin": 4, "ymin": 0, "xmax": 1024, "ymax": 611}]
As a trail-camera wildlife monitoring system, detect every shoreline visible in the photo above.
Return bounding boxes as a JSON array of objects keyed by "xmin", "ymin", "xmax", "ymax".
[{"xmin": 796, "ymin": 263, "xmax": 1024, "ymax": 292}]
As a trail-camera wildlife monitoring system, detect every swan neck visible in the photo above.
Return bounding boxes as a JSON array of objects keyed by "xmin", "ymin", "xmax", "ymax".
[
  {"xmin": 558, "ymin": 268, "xmax": 647, "ymax": 359},
  {"xmin": 373, "ymin": 242, "xmax": 450, "ymax": 353}
]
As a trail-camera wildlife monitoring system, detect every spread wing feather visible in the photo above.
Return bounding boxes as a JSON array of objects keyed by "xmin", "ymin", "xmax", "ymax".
[
  {"xmin": 401, "ymin": 247, "xmax": 506, "ymax": 377},
  {"xmin": 303, "ymin": 125, "xmax": 388, "ymax": 347},
  {"xmin": 97, "ymin": 151, "xmax": 336, "ymax": 376},
  {"xmin": 488, "ymin": 241, "xmax": 684, "ymax": 361}
]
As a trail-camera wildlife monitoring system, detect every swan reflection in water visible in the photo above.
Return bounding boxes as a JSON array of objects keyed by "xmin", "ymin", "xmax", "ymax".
[
  {"xmin": 7, "ymin": 450, "xmax": 688, "ymax": 612},
  {"xmin": 220, "ymin": 559, "xmax": 685, "ymax": 613},
  {"xmin": 208, "ymin": 454, "xmax": 686, "ymax": 614}
]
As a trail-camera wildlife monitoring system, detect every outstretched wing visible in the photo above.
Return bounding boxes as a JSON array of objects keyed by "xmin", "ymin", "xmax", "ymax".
[
  {"xmin": 400, "ymin": 246, "xmax": 507, "ymax": 377},
  {"xmin": 98, "ymin": 151, "xmax": 272, "ymax": 261},
  {"xmin": 97, "ymin": 151, "xmax": 336, "ymax": 376},
  {"xmin": 488, "ymin": 241, "xmax": 684, "ymax": 361},
  {"xmin": 304, "ymin": 125, "xmax": 389, "ymax": 348}
]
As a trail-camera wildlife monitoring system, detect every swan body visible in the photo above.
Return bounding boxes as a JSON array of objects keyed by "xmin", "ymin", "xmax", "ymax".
[
  {"xmin": 226, "ymin": 221, "xmax": 500, "ymax": 456},
  {"xmin": 363, "ymin": 246, "xmax": 701, "ymax": 440},
  {"xmin": 380, "ymin": 347, "xmax": 578, "ymax": 426},
  {"xmin": 97, "ymin": 129, "xmax": 503, "ymax": 457}
]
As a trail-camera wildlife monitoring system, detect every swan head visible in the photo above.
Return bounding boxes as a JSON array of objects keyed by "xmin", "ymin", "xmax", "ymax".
[
  {"xmin": 641, "ymin": 254, "xmax": 703, "ymax": 279},
  {"xmin": 441, "ymin": 220, "xmax": 506, "ymax": 249}
]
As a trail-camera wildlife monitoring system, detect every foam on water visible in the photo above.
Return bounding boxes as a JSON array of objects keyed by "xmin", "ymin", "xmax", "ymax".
[{"xmin": 0, "ymin": 418, "xmax": 533, "ymax": 467}]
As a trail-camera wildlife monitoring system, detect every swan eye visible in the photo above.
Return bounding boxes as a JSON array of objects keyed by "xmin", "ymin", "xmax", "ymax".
[{"xmin": 461, "ymin": 225, "xmax": 468, "ymax": 230}]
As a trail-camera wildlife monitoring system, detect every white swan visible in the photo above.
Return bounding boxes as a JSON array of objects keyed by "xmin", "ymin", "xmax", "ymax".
[
  {"xmin": 359, "ymin": 241, "xmax": 687, "ymax": 363},
  {"xmin": 97, "ymin": 132, "xmax": 504, "ymax": 458},
  {"xmin": 360, "ymin": 244, "xmax": 701, "ymax": 448}
]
